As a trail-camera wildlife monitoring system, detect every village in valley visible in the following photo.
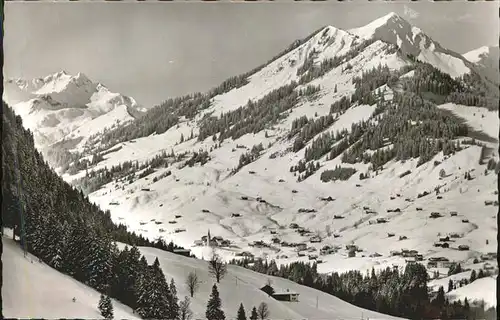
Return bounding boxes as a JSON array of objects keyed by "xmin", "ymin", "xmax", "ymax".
[{"xmin": 3, "ymin": 2, "xmax": 498, "ymax": 320}]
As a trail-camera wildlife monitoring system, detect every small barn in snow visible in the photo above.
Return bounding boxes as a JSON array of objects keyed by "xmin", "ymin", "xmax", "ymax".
[{"xmin": 272, "ymin": 290, "xmax": 300, "ymax": 302}]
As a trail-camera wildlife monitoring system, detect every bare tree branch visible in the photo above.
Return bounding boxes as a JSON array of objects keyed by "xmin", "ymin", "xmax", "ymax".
[
  {"xmin": 257, "ymin": 302, "xmax": 270, "ymax": 320},
  {"xmin": 186, "ymin": 271, "xmax": 201, "ymax": 298},
  {"xmin": 179, "ymin": 296, "xmax": 193, "ymax": 320},
  {"xmin": 208, "ymin": 250, "xmax": 227, "ymax": 283}
]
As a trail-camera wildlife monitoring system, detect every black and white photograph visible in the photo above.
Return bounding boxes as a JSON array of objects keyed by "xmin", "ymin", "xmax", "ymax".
[{"xmin": 2, "ymin": 1, "xmax": 499, "ymax": 319}]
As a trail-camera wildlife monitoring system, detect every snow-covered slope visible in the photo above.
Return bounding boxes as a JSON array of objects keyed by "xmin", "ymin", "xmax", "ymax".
[
  {"xmin": 84, "ymin": 137, "xmax": 498, "ymax": 273},
  {"xmin": 447, "ymin": 277, "xmax": 497, "ymax": 308},
  {"xmin": 437, "ymin": 103, "xmax": 499, "ymax": 142},
  {"xmin": 117, "ymin": 242, "xmax": 404, "ymax": 320},
  {"xmin": 60, "ymin": 13, "xmax": 497, "ymax": 280},
  {"xmin": 349, "ymin": 12, "xmax": 471, "ymax": 79},
  {"xmin": 2, "ymin": 235, "xmax": 140, "ymax": 319},
  {"xmin": 464, "ymin": 46, "xmax": 499, "ymax": 64},
  {"xmin": 3, "ymin": 71, "xmax": 145, "ymax": 153},
  {"xmin": 10, "ymin": 12, "xmax": 498, "ymax": 311},
  {"xmin": 463, "ymin": 46, "xmax": 500, "ymax": 84},
  {"xmin": 426, "ymin": 266, "xmax": 498, "ymax": 311},
  {"xmin": 1, "ymin": 231, "xmax": 404, "ymax": 320},
  {"xmin": 208, "ymin": 25, "xmax": 360, "ymax": 115}
]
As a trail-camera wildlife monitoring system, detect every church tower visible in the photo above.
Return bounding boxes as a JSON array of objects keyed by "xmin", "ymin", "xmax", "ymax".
[{"xmin": 206, "ymin": 229, "xmax": 211, "ymax": 247}]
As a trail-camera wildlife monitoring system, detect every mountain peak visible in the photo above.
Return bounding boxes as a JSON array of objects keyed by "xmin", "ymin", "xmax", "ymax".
[
  {"xmin": 349, "ymin": 12, "xmax": 471, "ymax": 78},
  {"xmin": 349, "ymin": 12, "xmax": 410, "ymax": 40},
  {"xmin": 463, "ymin": 45, "xmax": 499, "ymax": 84},
  {"xmin": 380, "ymin": 12, "xmax": 405, "ymax": 23},
  {"xmin": 75, "ymin": 72, "xmax": 90, "ymax": 82},
  {"xmin": 463, "ymin": 46, "xmax": 497, "ymax": 63},
  {"xmin": 49, "ymin": 70, "xmax": 70, "ymax": 80}
]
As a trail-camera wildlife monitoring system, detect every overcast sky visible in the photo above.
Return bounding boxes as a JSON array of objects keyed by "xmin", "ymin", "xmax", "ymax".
[{"xmin": 4, "ymin": 1, "xmax": 499, "ymax": 107}]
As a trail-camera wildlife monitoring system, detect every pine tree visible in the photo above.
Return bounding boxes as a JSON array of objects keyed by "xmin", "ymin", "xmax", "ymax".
[
  {"xmin": 448, "ymin": 279, "xmax": 453, "ymax": 293},
  {"xmin": 98, "ymin": 294, "xmax": 114, "ymax": 319},
  {"xmin": 169, "ymin": 278, "xmax": 180, "ymax": 320},
  {"xmin": 250, "ymin": 306, "xmax": 258, "ymax": 320},
  {"xmin": 237, "ymin": 303, "xmax": 247, "ymax": 320},
  {"xmin": 206, "ymin": 284, "xmax": 225, "ymax": 320},
  {"xmin": 477, "ymin": 269, "xmax": 485, "ymax": 279},
  {"xmin": 470, "ymin": 269, "xmax": 477, "ymax": 283},
  {"xmin": 123, "ymin": 246, "xmax": 143, "ymax": 309},
  {"xmin": 86, "ymin": 233, "xmax": 113, "ymax": 292},
  {"xmin": 136, "ymin": 257, "xmax": 169, "ymax": 319},
  {"xmin": 433, "ymin": 286, "xmax": 445, "ymax": 307}
]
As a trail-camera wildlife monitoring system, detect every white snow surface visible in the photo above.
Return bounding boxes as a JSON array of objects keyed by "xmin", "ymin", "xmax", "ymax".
[
  {"xmin": 7, "ymin": 13, "xmax": 499, "ymax": 313},
  {"xmin": 437, "ymin": 103, "xmax": 499, "ymax": 142},
  {"xmin": 463, "ymin": 46, "xmax": 494, "ymax": 64},
  {"xmin": 203, "ymin": 26, "xmax": 405, "ymax": 118},
  {"xmin": 2, "ymin": 235, "xmax": 140, "ymax": 320},
  {"xmin": 447, "ymin": 277, "xmax": 497, "ymax": 308},
  {"xmin": 82, "ymin": 117, "xmax": 498, "ymax": 280},
  {"xmin": 463, "ymin": 45, "xmax": 500, "ymax": 84},
  {"xmin": 116, "ymin": 242, "xmax": 404, "ymax": 320},
  {"xmin": 59, "ymin": 15, "xmax": 497, "ymax": 293}
]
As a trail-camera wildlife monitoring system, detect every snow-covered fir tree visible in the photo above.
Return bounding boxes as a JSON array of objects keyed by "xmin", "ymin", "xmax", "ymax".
[
  {"xmin": 98, "ymin": 293, "xmax": 114, "ymax": 319},
  {"xmin": 168, "ymin": 278, "xmax": 180, "ymax": 319},
  {"xmin": 237, "ymin": 303, "xmax": 247, "ymax": 320},
  {"xmin": 135, "ymin": 257, "xmax": 171, "ymax": 319},
  {"xmin": 250, "ymin": 306, "xmax": 258, "ymax": 320},
  {"xmin": 206, "ymin": 284, "xmax": 225, "ymax": 320}
]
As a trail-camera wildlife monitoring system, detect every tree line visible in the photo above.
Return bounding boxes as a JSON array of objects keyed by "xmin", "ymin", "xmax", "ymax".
[
  {"xmin": 78, "ymin": 25, "xmax": 330, "ymax": 160},
  {"xmin": 198, "ymin": 82, "xmax": 308, "ymax": 142},
  {"xmin": 290, "ymin": 114, "xmax": 336, "ymax": 152},
  {"xmin": 72, "ymin": 149, "xmax": 181, "ymax": 195},
  {"xmin": 320, "ymin": 165, "xmax": 357, "ymax": 182},
  {"xmin": 297, "ymin": 38, "xmax": 379, "ymax": 85},
  {"xmin": 2, "ymin": 102, "xmax": 192, "ymax": 317},
  {"xmin": 290, "ymin": 63, "xmax": 471, "ymax": 180},
  {"xmin": 230, "ymin": 258, "xmax": 497, "ymax": 320}
]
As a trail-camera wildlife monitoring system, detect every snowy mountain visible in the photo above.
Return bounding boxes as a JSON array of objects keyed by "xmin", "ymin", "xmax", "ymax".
[
  {"xmin": 349, "ymin": 12, "xmax": 472, "ymax": 79},
  {"xmin": 7, "ymin": 12, "xmax": 498, "ymax": 316},
  {"xmin": 463, "ymin": 46, "xmax": 500, "ymax": 84},
  {"xmin": 3, "ymin": 71, "xmax": 145, "ymax": 160},
  {"xmin": 463, "ymin": 46, "xmax": 499, "ymax": 64}
]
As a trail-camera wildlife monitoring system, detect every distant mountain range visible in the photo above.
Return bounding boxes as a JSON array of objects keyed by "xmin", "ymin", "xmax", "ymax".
[
  {"xmin": 3, "ymin": 11, "xmax": 498, "ymax": 319},
  {"xmin": 4, "ymin": 71, "xmax": 145, "ymax": 164},
  {"xmin": 4, "ymin": 13, "xmax": 498, "ymax": 308}
]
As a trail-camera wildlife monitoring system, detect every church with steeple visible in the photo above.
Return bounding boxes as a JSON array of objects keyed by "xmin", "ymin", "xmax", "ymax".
[{"xmin": 206, "ymin": 229, "xmax": 211, "ymax": 247}]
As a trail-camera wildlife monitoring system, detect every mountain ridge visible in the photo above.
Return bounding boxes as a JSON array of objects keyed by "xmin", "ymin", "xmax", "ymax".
[
  {"xmin": 6, "ymin": 12, "xmax": 499, "ymax": 275},
  {"xmin": 4, "ymin": 71, "xmax": 146, "ymax": 167},
  {"xmin": 349, "ymin": 12, "xmax": 477, "ymax": 79},
  {"xmin": 463, "ymin": 45, "xmax": 500, "ymax": 85},
  {"xmin": 4, "ymin": 11, "xmax": 498, "ymax": 318}
]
